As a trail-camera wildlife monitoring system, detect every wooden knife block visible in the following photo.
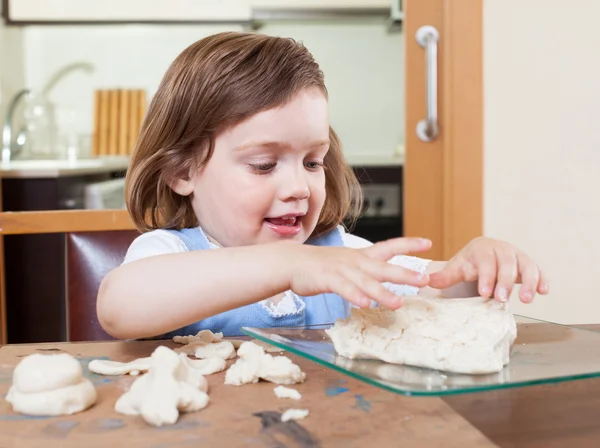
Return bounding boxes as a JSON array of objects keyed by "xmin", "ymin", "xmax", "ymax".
[{"xmin": 92, "ymin": 89, "xmax": 147, "ymax": 157}]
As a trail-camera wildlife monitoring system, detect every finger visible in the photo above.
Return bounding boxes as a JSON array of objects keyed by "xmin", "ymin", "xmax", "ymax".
[
  {"xmin": 493, "ymin": 248, "xmax": 518, "ymax": 302},
  {"xmin": 475, "ymin": 252, "xmax": 497, "ymax": 299},
  {"xmin": 340, "ymin": 265, "xmax": 403, "ymax": 309},
  {"xmin": 360, "ymin": 259, "xmax": 429, "ymax": 288},
  {"xmin": 328, "ymin": 271, "xmax": 371, "ymax": 308},
  {"xmin": 427, "ymin": 260, "xmax": 464, "ymax": 290},
  {"xmin": 363, "ymin": 237, "xmax": 432, "ymax": 261},
  {"xmin": 537, "ymin": 267, "xmax": 550, "ymax": 295},
  {"xmin": 517, "ymin": 254, "xmax": 540, "ymax": 303}
]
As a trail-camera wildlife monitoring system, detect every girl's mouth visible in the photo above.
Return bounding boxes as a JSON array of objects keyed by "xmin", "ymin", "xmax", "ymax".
[{"xmin": 264, "ymin": 215, "xmax": 303, "ymax": 236}]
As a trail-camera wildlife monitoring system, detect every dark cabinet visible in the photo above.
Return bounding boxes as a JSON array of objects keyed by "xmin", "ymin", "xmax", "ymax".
[{"xmin": 2, "ymin": 172, "xmax": 123, "ymax": 344}]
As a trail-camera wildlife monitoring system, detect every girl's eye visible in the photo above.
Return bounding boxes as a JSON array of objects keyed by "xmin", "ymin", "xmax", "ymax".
[
  {"xmin": 249, "ymin": 162, "xmax": 276, "ymax": 173},
  {"xmin": 305, "ymin": 160, "xmax": 324, "ymax": 170}
]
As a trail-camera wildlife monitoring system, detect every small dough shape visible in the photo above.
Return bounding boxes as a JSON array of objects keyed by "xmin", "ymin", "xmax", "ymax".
[
  {"xmin": 172, "ymin": 330, "xmax": 223, "ymax": 345},
  {"xmin": 251, "ymin": 339, "xmax": 285, "ymax": 353},
  {"xmin": 225, "ymin": 341, "xmax": 305, "ymax": 386},
  {"xmin": 281, "ymin": 409, "xmax": 309, "ymax": 422},
  {"xmin": 179, "ymin": 354, "xmax": 227, "ymax": 376},
  {"xmin": 326, "ymin": 296, "xmax": 517, "ymax": 374},
  {"xmin": 6, "ymin": 353, "xmax": 97, "ymax": 416},
  {"xmin": 88, "ymin": 357, "xmax": 151, "ymax": 376},
  {"xmin": 274, "ymin": 385, "xmax": 302, "ymax": 400},
  {"xmin": 194, "ymin": 340, "xmax": 236, "ymax": 360},
  {"xmin": 115, "ymin": 345, "xmax": 209, "ymax": 427}
]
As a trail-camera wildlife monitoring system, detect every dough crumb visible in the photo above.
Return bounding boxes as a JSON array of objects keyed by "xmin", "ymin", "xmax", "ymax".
[
  {"xmin": 6, "ymin": 353, "xmax": 97, "ymax": 416},
  {"xmin": 114, "ymin": 346, "xmax": 209, "ymax": 426},
  {"xmin": 274, "ymin": 385, "xmax": 302, "ymax": 400},
  {"xmin": 326, "ymin": 296, "xmax": 517, "ymax": 374},
  {"xmin": 281, "ymin": 408, "xmax": 309, "ymax": 422},
  {"xmin": 225, "ymin": 341, "xmax": 305, "ymax": 386}
]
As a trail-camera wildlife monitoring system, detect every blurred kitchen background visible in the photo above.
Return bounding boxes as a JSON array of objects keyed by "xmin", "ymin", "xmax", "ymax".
[
  {"xmin": 0, "ymin": 1, "xmax": 406, "ymax": 342},
  {"xmin": 0, "ymin": 1, "xmax": 404, "ymax": 236}
]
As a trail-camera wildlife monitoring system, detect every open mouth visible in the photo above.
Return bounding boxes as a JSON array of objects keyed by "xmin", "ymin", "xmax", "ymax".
[
  {"xmin": 264, "ymin": 215, "xmax": 303, "ymax": 236},
  {"xmin": 265, "ymin": 216, "xmax": 300, "ymax": 226}
]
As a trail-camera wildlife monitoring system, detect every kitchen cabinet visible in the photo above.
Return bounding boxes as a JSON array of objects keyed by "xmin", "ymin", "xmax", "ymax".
[
  {"xmin": 2, "ymin": 167, "xmax": 126, "ymax": 344},
  {"xmin": 3, "ymin": 0, "xmax": 395, "ymax": 24}
]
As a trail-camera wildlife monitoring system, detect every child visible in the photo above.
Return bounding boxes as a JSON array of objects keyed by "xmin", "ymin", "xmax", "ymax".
[{"xmin": 97, "ymin": 31, "xmax": 549, "ymax": 340}]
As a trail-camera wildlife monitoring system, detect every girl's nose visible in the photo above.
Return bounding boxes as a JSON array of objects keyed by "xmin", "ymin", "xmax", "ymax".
[{"xmin": 281, "ymin": 168, "xmax": 310, "ymax": 201}]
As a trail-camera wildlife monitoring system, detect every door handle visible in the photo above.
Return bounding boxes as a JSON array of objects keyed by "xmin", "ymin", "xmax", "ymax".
[{"xmin": 415, "ymin": 25, "xmax": 439, "ymax": 142}]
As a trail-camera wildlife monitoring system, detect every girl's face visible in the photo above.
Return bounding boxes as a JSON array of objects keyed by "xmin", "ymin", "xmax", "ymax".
[{"xmin": 173, "ymin": 88, "xmax": 330, "ymax": 247}]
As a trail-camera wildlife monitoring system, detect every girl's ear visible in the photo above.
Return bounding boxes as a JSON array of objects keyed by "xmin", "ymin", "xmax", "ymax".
[
  {"xmin": 168, "ymin": 177, "xmax": 194, "ymax": 196},
  {"xmin": 168, "ymin": 167, "xmax": 196, "ymax": 196}
]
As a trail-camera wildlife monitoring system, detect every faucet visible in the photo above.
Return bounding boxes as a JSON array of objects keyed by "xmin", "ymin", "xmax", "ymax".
[{"xmin": 2, "ymin": 88, "xmax": 30, "ymax": 164}]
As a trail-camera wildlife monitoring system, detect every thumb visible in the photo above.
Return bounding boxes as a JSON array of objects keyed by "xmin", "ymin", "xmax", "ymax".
[{"xmin": 427, "ymin": 262, "xmax": 465, "ymax": 290}]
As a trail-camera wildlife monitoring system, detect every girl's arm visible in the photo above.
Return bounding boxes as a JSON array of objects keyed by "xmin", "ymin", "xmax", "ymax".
[
  {"xmin": 97, "ymin": 242, "xmax": 299, "ymax": 340},
  {"xmin": 98, "ymin": 235, "xmax": 431, "ymax": 340}
]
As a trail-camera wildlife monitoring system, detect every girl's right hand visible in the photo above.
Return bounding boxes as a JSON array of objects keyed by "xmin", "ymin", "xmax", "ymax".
[{"xmin": 288, "ymin": 237, "xmax": 432, "ymax": 309}]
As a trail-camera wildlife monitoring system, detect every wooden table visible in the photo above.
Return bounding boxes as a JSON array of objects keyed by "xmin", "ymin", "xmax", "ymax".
[{"xmin": 0, "ymin": 327, "xmax": 598, "ymax": 447}]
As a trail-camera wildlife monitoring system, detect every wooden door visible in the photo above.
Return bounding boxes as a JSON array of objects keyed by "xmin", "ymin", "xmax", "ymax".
[{"xmin": 404, "ymin": 0, "xmax": 483, "ymax": 261}]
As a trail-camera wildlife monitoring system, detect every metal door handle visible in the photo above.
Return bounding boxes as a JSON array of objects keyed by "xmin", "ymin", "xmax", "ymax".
[{"xmin": 415, "ymin": 25, "xmax": 439, "ymax": 142}]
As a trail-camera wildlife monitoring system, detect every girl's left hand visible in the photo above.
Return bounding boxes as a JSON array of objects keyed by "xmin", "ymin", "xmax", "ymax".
[{"xmin": 427, "ymin": 237, "xmax": 550, "ymax": 303}]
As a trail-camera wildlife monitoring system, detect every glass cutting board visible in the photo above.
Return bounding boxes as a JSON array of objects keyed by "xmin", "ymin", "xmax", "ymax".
[{"xmin": 241, "ymin": 316, "xmax": 600, "ymax": 396}]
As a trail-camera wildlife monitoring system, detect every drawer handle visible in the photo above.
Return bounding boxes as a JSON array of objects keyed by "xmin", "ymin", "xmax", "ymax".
[{"xmin": 415, "ymin": 25, "xmax": 440, "ymax": 142}]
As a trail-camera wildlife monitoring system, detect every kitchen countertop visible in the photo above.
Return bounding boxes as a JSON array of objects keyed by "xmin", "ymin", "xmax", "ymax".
[
  {"xmin": 0, "ymin": 156, "xmax": 130, "ymax": 179},
  {"xmin": 0, "ymin": 153, "xmax": 402, "ymax": 179},
  {"xmin": 345, "ymin": 152, "xmax": 404, "ymax": 167}
]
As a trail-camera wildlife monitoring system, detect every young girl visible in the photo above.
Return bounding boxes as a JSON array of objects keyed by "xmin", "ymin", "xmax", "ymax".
[{"xmin": 97, "ymin": 31, "xmax": 549, "ymax": 340}]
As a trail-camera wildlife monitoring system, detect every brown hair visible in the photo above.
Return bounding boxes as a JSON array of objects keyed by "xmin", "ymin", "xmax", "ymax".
[{"xmin": 126, "ymin": 31, "xmax": 362, "ymax": 237}]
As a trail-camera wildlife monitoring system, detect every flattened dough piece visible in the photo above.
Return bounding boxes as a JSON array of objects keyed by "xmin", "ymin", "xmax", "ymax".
[
  {"xmin": 115, "ymin": 346, "xmax": 209, "ymax": 427},
  {"xmin": 179, "ymin": 354, "xmax": 227, "ymax": 376},
  {"xmin": 88, "ymin": 357, "xmax": 151, "ymax": 376},
  {"xmin": 326, "ymin": 296, "xmax": 517, "ymax": 374},
  {"xmin": 225, "ymin": 341, "xmax": 305, "ymax": 386},
  {"xmin": 6, "ymin": 353, "xmax": 97, "ymax": 416},
  {"xmin": 194, "ymin": 340, "xmax": 236, "ymax": 360},
  {"xmin": 172, "ymin": 330, "xmax": 223, "ymax": 345}
]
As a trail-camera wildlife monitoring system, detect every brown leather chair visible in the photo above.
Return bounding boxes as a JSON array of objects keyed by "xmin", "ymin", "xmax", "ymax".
[{"xmin": 65, "ymin": 230, "xmax": 139, "ymax": 341}]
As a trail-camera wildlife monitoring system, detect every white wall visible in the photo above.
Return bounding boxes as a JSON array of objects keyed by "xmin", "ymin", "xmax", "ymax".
[
  {"xmin": 0, "ymin": 5, "xmax": 26, "ymax": 120},
  {"xmin": 21, "ymin": 21, "xmax": 404, "ymax": 158},
  {"xmin": 484, "ymin": 0, "xmax": 600, "ymax": 324}
]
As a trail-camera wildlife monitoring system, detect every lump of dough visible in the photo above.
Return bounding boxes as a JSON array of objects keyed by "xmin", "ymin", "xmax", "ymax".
[
  {"xmin": 274, "ymin": 385, "xmax": 302, "ymax": 400},
  {"xmin": 172, "ymin": 330, "xmax": 223, "ymax": 345},
  {"xmin": 281, "ymin": 409, "xmax": 309, "ymax": 422},
  {"xmin": 326, "ymin": 296, "xmax": 517, "ymax": 374},
  {"xmin": 225, "ymin": 341, "xmax": 305, "ymax": 386},
  {"xmin": 88, "ymin": 357, "xmax": 151, "ymax": 376},
  {"xmin": 114, "ymin": 345, "xmax": 209, "ymax": 427},
  {"xmin": 179, "ymin": 354, "xmax": 226, "ymax": 376},
  {"xmin": 6, "ymin": 353, "xmax": 97, "ymax": 416}
]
